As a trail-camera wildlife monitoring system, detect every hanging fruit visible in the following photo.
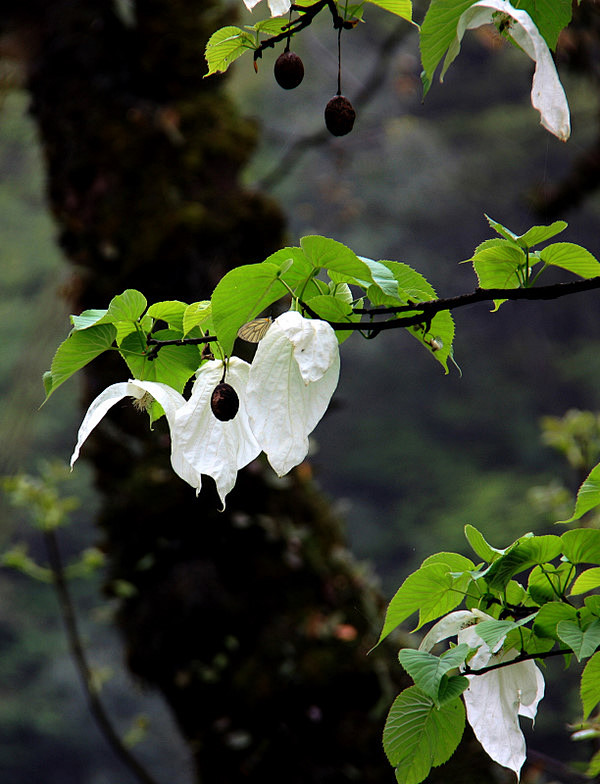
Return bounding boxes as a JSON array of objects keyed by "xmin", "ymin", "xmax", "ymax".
[{"xmin": 274, "ymin": 50, "xmax": 304, "ymax": 89}]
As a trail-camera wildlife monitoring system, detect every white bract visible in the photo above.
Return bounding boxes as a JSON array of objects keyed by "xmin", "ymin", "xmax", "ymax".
[
  {"xmin": 246, "ymin": 310, "xmax": 340, "ymax": 476},
  {"xmin": 70, "ymin": 379, "xmax": 203, "ymax": 491},
  {"xmin": 420, "ymin": 610, "xmax": 545, "ymax": 781},
  {"xmin": 71, "ymin": 314, "xmax": 340, "ymax": 506},
  {"xmin": 445, "ymin": 0, "xmax": 570, "ymax": 141},
  {"xmin": 175, "ymin": 357, "xmax": 261, "ymax": 508},
  {"xmin": 243, "ymin": 0, "xmax": 291, "ymax": 16}
]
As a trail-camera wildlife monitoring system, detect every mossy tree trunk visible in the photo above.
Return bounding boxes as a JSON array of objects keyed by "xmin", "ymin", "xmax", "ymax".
[{"xmin": 2, "ymin": 2, "xmax": 403, "ymax": 781}]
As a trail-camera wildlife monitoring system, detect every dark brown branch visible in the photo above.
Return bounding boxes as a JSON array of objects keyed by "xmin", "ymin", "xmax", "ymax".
[
  {"xmin": 43, "ymin": 528, "xmax": 162, "ymax": 784},
  {"xmin": 318, "ymin": 275, "xmax": 600, "ymax": 333},
  {"xmin": 145, "ymin": 334, "xmax": 218, "ymax": 360},
  {"xmin": 146, "ymin": 276, "xmax": 600, "ymax": 355},
  {"xmin": 463, "ymin": 645, "xmax": 570, "ymax": 676}
]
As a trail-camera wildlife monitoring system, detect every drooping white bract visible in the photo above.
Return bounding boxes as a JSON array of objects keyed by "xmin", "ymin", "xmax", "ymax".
[
  {"xmin": 70, "ymin": 379, "xmax": 203, "ymax": 490},
  {"xmin": 419, "ymin": 610, "xmax": 545, "ymax": 781},
  {"xmin": 246, "ymin": 310, "xmax": 340, "ymax": 477},
  {"xmin": 243, "ymin": 0, "xmax": 291, "ymax": 16},
  {"xmin": 459, "ymin": 623, "xmax": 545, "ymax": 780},
  {"xmin": 174, "ymin": 357, "xmax": 261, "ymax": 508},
  {"xmin": 447, "ymin": 0, "xmax": 570, "ymax": 141}
]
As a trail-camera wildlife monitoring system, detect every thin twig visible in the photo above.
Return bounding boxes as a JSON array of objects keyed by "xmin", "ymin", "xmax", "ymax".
[
  {"xmin": 526, "ymin": 748, "xmax": 591, "ymax": 784},
  {"xmin": 254, "ymin": 19, "xmax": 410, "ymax": 191},
  {"xmin": 253, "ymin": 0, "xmax": 345, "ymax": 66},
  {"xmin": 43, "ymin": 528, "xmax": 162, "ymax": 784},
  {"xmin": 145, "ymin": 276, "xmax": 600, "ymax": 354},
  {"xmin": 463, "ymin": 645, "xmax": 569, "ymax": 676},
  {"xmin": 306, "ymin": 275, "xmax": 600, "ymax": 334},
  {"xmin": 145, "ymin": 333, "xmax": 217, "ymax": 360}
]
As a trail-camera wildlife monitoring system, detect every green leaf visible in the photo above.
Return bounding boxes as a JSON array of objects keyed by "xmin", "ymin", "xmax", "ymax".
[
  {"xmin": 204, "ymin": 26, "xmax": 256, "ymax": 77},
  {"xmin": 409, "ymin": 311, "xmax": 455, "ymax": 374},
  {"xmin": 264, "ymin": 247, "xmax": 312, "ymax": 284},
  {"xmin": 471, "ymin": 244, "xmax": 525, "ymax": 291},
  {"xmin": 475, "ymin": 615, "xmax": 536, "ymax": 651},
  {"xmin": 557, "ymin": 619, "xmax": 600, "ymax": 662},
  {"xmin": 561, "ymin": 528, "xmax": 600, "ymax": 564},
  {"xmin": 365, "ymin": 0, "xmax": 413, "ymax": 23},
  {"xmin": 71, "ymin": 309, "xmax": 109, "ymax": 330},
  {"xmin": 147, "ymin": 300, "xmax": 187, "ymax": 331},
  {"xmin": 513, "ymin": 0, "xmax": 572, "ymax": 49},
  {"xmin": 301, "ymin": 235, "xmax": 365, "ymax": 275},
  {"xmin": 183, "ymin": 301, "xmax": 212, "ymax": 336},
  {"xmin": 70, "ymin": 289, "xmax": 147, "ymax": 331},
  {"xmin": 539, "ymin": 243, "xmax": 600, "ymax": 279},
  {"xmin": 582, "ymin": 652, "xmax": 600, "ymax": 719},
  {"xmin": 527, "ymin": 562, "xmax": 574, "ymax": 604},
  {"xmin": 484, "ymin": 534, "xmax": 562, "ymax": 591},
  {"xmin": 419, "ymin": 0, "xmax": 475, "ymax": 92},
  {"xmin": 505, "ymin": 580, "xmax": 528, "ymax": 606},
  {"xmin": 399, "ymin": 645, "xmax": 470, "ymax": 705},
  {"xmin": 328, "ymin": 279, "xmax": 354, "ymax": 305},
  {"xmin": 586, "ymin": 595, "xmax": 600, "ymax": 618},
  {"xmin": 379, "ymin": 260, "xmax": 437, "ymax": 301},
  {"xmin": 509, "ymin": 626, "xmax": 555, "ymax": 655},
  {"xmin": 360, "ymin": 257, "xmax": 400, "ymax": 299},
  {"xmin": 376, "ymin": 562, "xmax": 470, "ymax": 646},
  {"xmin": 421, "ymin": 551, "xmax": 474, "ymax": 572},
  {"xmin": 383, "ymin": 687, "xmax": 465, "ymax": 784},
  {"xmin": 464, "ymin": 524, "xmax": 506, "ymax": 563},
  {"xmin": 211, "ymin": 263, "xmax": 288, "ymax": 355},
  {"xmin": 485, "ymin": 215, "xmax": 519, "ymax": 242},
  {"xmin": 303, "ymin": 294, "xmax": 358, "ymax": 343},
  {"xmin": 571, "ymin": 567, "xmax": 600, "ymax": 597},
  {"xmin": 245, "ymin": 18, "xmax": 290, "ymax": 33},
  {"xmin": 587, "ymin": 749, "xmax": 600, "ymax": 778},
  {"xmin": 516, "ymin": 220, "xmax": 568, "ymax": 248},
  {"xmin": 437, "ymin": 674, "xmax": 470, "ymax": 705},
  {"xmin": 106, "ymin": 289, "xmax": 147, "ymax": 323},
  {"xmin": 301, "ymin": 237, "xmax": 399, "ymax": 298},
  {"xmin": 532, "ymin": 601, "xmax": 578, "ymax": 640},
  {"xmin": 44, "ymin": 323, "xmax": 117, "ymax": 399},
  {"xmin": 372, "ymin": 260, "xmax": 455, "ymax": 372}
]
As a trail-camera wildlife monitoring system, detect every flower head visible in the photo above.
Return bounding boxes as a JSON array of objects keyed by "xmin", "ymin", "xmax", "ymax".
[
  {"xmin": 246, "ymin": 310, "xmax": 340, "ymax": 476},
  {"xmin": 70, "ymin": 379, "xmax": 203, "ymax": 490},
  {"xmin": 459, "ymin": 623, "xmax": 545, "ymax": 781},
  {"xmin": 243, "ymin": 0, "xmax": 291, "ymax": 17},
  {"xmin": 71, "ymin": 314, "xmax": 340, "ymax": 507},
  {"xmin": 450, "ymin": 0, "xmax": 570, "ymax": 141},
  {"xmin": 419, "ymin": 610, "xmax": 545, "ymax": 781},
  {"xmin": 174, "ymin": 357, "xmax": 261, "ymax": 508}
]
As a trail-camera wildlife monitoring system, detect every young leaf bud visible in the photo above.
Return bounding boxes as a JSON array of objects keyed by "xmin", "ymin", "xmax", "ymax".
[
  {"xmin": 324, "ymin": 95, "xmax": 356, "ymax": 136},
  {"xmin": 210, "ymin": 383, "xmax": 239, "ymax": 422},
  {"xmin": 274, "ymin": 51, "xmax": 304, "ymax": 90}
]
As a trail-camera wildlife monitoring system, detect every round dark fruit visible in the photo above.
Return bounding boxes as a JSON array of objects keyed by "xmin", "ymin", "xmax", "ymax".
[
  {"xmin": 324, "ymin": 95, "xmax": 356, "ymax": 137},
  {"xmin": 210, "ymin": 383, "xmax": 239, "ymax": 422},
  {"xmin": 274, "ymin": 51, "xmax": 304, "ymax": 90}
]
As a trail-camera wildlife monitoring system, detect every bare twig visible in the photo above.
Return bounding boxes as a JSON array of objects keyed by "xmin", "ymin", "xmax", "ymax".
[
  {"xmin": 43, "ymin": 528, "xmax": 162, "ymax": 784},
  {"xmin": 253, "ymin": 0, "xmax": 348, "ymax": 67},
  {"xmin": 254, "ymin": 19, "xmax": 410, "ymax": 191}
]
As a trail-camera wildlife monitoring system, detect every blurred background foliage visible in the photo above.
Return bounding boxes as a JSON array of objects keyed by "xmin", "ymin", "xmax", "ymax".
[{"xmin": 2, "ymin": 4, "xmax": 600, "ymax": 782}]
